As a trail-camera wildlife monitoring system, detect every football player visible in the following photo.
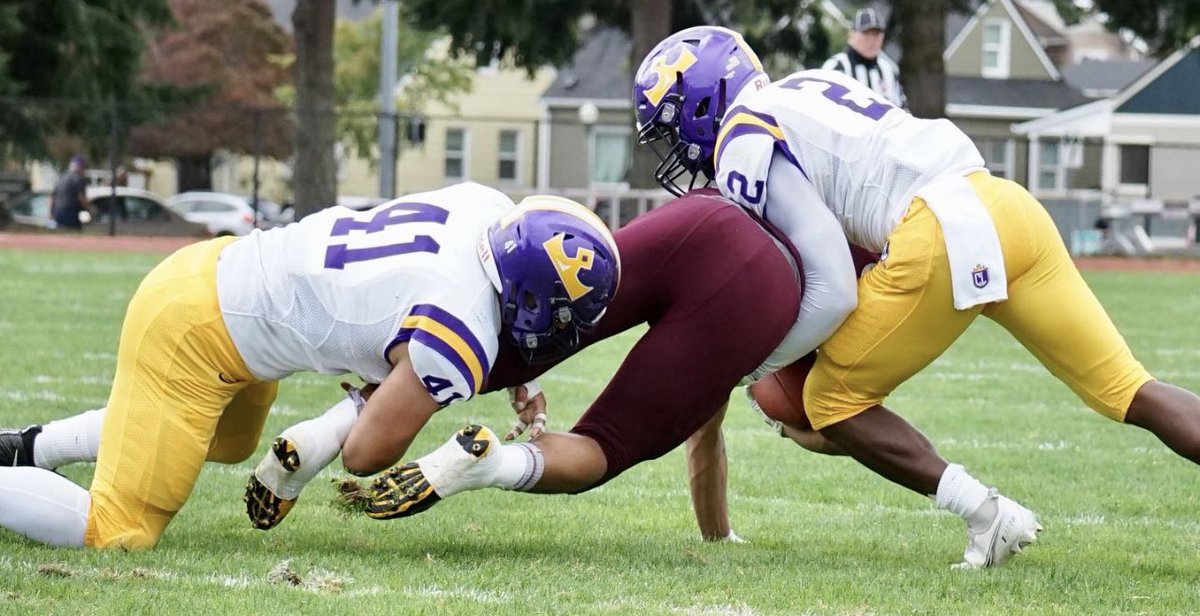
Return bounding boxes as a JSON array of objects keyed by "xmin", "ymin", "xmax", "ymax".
[
  {"xmin": 631, "ymin": 26, "xmax": 1200, "ymax": 568},
  {"xmin": 0, "ymin": 183, "xmax": 619, "ymax": 550},
  {"xmin": 355, "ymin": 190, "xmax": 873, "ymax": 541}
]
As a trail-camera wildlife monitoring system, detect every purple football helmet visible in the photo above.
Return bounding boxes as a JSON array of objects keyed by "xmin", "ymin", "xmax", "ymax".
[
  {"xmin": 633, "ymin": 26, "xmax": 769, "ymax": 195},
  {"xmin": 481, "ymin": 196, "xmax": 621, "ymax": 364}
]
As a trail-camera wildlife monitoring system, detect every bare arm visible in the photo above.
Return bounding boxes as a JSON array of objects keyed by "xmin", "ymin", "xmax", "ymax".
[
  {"xmin": 341, "ymin": 343, "xmax": 440, "ymax": 475},
  {"xmin": 686, "ymin": 402, "xmax": 734, "ymax": 541},
  {"xmin": 781, "ymin": 423, "xmax": 845, "ymax": 455}
]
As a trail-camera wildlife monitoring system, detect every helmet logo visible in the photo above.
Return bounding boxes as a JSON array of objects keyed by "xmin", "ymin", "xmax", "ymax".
[
  {"xmin": 643, "ymin": 47, "xmax": 698, "ymax": 106},
  {"xmin": 542, "ymin": 233, "xmax": 595, "ymax": 301}
]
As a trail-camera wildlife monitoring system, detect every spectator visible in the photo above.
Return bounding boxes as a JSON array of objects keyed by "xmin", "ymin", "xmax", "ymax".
[
  {"xmin": 50, "ymin": 155, "xmax": 91, "ymax": 230},
  {"xmin": 822, "ymin": 8, "xmax": 906, "ymax": 108}
]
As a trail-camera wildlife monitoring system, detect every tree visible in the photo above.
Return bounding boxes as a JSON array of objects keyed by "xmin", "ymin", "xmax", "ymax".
[
  {"xmin": 0, "ymin": 0, "xmax": 172, "ymax": 163},
  {"xmin": 403, "ymin": 0, "xmax": 834, "ymax": 187},
  {"xmin": 330, "ymin": 11, "xmax": 473, "ymax": 164},
  {"xmin": 628, "ymin": 1, "xmax": 673, "ymax": 188},
  {"xmin": 129, "ymin": 0, "xmax": 293, "ymax": 191},
  {"xmin": 1088, "ymin": 0, "xmax": 1200, "ymax": 56},
  {"xmin": 292, "ymin": 0, "xmax": 337, "ymax": 218},
  {"xmin": 891, "ymin": 0, "xmax": 947, "ymax": 119}
]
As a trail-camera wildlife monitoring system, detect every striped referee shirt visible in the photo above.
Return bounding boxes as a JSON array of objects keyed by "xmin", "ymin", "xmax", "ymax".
[{"xmin": 821, "ymin": 47, "xmax": 907, "ymax": 108}]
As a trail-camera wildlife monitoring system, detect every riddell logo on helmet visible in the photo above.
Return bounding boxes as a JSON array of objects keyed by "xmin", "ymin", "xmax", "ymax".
[{"xmin": 542, "ymin": 233, "xmax": 596, "ymax": 300}]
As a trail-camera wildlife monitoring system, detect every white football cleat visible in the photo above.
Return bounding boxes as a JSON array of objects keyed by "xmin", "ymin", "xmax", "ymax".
[
  {"xmin": 366, "ymin": 424, "xmax": 503, "ymax": 520},
  {"xmin": 417, "ymin": 424, "xmax": 503, "ymax": 498},
  {"xmin": 954, "ymin": 490, "xmax": 1042, "ymax": 569}
]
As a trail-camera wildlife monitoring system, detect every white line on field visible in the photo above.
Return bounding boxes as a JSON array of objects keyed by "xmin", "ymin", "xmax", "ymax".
[{"xmin": 1, "ymin": 390, "xmax": 69, "ymax": 403}]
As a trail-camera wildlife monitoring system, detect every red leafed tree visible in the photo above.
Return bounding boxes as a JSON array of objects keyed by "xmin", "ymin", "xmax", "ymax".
[{"xmin": 129, "ymin": 0, "xmax": 292, "ymax": 191}]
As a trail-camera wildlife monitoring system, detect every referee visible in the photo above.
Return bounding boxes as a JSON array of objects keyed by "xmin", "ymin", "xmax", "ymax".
[{"xmin": 822, "ymin": 8, "xmax": 906, "ymax": 108}]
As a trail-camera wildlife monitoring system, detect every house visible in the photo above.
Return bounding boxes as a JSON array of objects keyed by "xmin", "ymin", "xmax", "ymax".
[
  {"xmin": 1014, "ymin": 35, "xmax": 1200, "ymax": 204},
  {"xmin": 337, "ymin": 43, "xmax": 556, "ymax": 197},
  {"xmin": 537, "ymin": 27, "xmax": 635, "ymax": 191},
  {"xmin": 192, "ymin": 3, "xmax": 552, "ymax": 203},
  {"xmin": 942, "ymin": 0, "xmax": 1091, "ymax": 185}
]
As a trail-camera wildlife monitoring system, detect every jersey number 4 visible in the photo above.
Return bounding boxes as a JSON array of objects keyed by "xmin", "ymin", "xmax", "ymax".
[{"xmin": 324, "ymin": 202, "xmax": 450, "ymax": 269}]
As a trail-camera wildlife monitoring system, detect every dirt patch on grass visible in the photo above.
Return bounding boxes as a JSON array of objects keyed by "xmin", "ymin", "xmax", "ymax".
[{"xmin": 0, "ymin": 232, "xmax": 197, "ymax": 254}]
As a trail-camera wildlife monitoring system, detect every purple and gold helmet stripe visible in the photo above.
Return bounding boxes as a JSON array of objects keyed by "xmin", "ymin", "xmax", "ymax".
[
  {"xmin": 729, "ymin": 30, "xmax": 765, "ymax": 72},
  {"xmin": 512, "ymin": 196, "xmax": 622, "ymax": 285},
  {"xmin": 391, "ymin": 304, "xmax": 489, "ymax": 394}
]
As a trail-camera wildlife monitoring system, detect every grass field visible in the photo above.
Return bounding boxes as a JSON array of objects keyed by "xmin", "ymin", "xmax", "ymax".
[{"xmin": 1, "ymin": 246, "xmax": 1199, "ymax": 615}]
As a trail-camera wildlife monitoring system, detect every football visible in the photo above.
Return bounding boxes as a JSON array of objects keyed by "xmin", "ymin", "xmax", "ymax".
[{"xmin": 748, "ymin": 352, "xmax": 816, "ymax": 429}]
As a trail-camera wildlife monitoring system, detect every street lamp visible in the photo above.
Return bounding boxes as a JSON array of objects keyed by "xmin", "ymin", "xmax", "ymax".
[{"xmin": 578, "ymin": 100, "xmax": 599, "ymax": 189}]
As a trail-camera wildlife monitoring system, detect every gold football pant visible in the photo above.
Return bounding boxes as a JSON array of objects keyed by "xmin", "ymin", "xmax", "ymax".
[
  {"xmin": 86, "ymin": 237, "xmax": 279, "ymax": 549},
  {"xmin": 804, "ymin": 172, "xmax": 1153, "ymax": 430}
]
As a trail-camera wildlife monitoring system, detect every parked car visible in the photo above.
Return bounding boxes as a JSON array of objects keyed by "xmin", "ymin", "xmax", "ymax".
[
  {"xmin": 167, "ymin": 192, "xmax": 290, "ymax": 236},
  {"xmin": 5, "ymin": 187, "xmax": 208, "ymax": 237}
]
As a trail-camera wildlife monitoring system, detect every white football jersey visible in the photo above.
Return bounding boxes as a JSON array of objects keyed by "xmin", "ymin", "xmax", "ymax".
[
  {"xmin": 714, "ymin": 69, "xmax": 985, "ymax": 252},
  {"xmin": 216, "ymin": 182, "xmax": 511, "ymax": 406}
]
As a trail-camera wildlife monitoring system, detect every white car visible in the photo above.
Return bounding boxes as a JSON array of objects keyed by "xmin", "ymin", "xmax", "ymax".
[
  {"xmin": 5, "ymin": 186, "xmax": 209, "ymax": 236},
  {"xmin": 167, "ymin": 192, "xmax": 285, "ymax": 236}
]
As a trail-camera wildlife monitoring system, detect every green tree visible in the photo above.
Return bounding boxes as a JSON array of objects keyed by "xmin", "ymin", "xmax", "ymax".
[
  {"xmin": 128, "ymin": 0, "xmax": 293, "ymax": 192},
  {"xmin": 1088, "ymin": 0, "xmax": 1199, "ymax": 56},
  {"xmin": 0, "ymin": 0, "xmax": 171, "ymax": 163},
  {"xmin": 403, "ymin": 0, "xmax": 833, "ymax": 187},
  {"xmin": 331, "ymin": 11, "xmax": 473, "ymax": 164}
]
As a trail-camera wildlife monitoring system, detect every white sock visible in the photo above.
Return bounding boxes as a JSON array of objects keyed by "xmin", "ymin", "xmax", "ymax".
[
  {"xmin": 256, "ymin": 397, "xmax": 359, "ymax": 500},
  {"xmin": 934, "ymin": 463, "xmax": 995, "ymax": 531},
  {"xmin": 492, "ymin": 443, "xmax": 544, "ymax": 492},
  {"xmin": 34, "ymin": 408, "xmax": 106, "ymax": 470},
  {"xmin": 0, "ymin": 467, "xmax": 89, "ymax": 547}
]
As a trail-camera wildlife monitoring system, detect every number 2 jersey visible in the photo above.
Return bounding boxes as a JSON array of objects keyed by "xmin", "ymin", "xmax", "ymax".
[
  {"xmin": 714, "ymin": 69, "xmax": 985, "ymax": 252},
  {"xmin": 215, "ymin": 182, "xmax": 512, "ymax": 406}
]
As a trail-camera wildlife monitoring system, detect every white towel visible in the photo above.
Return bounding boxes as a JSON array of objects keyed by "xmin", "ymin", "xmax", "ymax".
[{"xmin": 915, "ymin": 173, "xmax": 1008, "ymax": 310}]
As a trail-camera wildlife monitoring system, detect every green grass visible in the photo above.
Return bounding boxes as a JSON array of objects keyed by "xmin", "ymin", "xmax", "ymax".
[{"xmin": 1, "ymin": 247, "xmax": 1199, "ymax": 615}]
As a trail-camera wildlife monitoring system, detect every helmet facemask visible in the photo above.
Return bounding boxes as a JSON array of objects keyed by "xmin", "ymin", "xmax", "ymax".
[
  {"xmin": 636, "ymin": 71, "xmax": 730, "ymax": 196},
  {"xmin": 634, "ymin": 26, "xmax": 769, "ymax": 196}
]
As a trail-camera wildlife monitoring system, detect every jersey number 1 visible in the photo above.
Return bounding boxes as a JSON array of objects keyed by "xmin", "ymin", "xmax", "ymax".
[{"xmin": 324, "ymin": 202, "xmax": 450, "ymax": 269}]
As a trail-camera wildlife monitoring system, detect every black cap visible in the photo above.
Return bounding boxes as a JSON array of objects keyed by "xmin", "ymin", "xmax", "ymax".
[{"xmin": 853, "ymin": 8, "xmax": 885, "ymax": 32}]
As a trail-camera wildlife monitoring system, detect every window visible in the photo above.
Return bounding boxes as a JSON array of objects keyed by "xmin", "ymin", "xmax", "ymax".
[
  {"xmin": 976, "ymin": 138, "xmax": 1013, "ymax": 179},
  {"xmin": 589, "ymin": 128, "xmax": 631, "ymax": 185},
  {"xmin": 1119, "ymin": 144, "xmax": 1150, "ymax": 185},
  {"xmin": 170, "ymin": 200, "xmax": 197, "ymax": 214},
  {"xmin": 13, "ymin": 194, "xmax": 50, "ymax": 217},
  {"xmin": 1038, "ymin": 141, "xmax": 1063, "ymax": 191},
  {"xmin": 444, "ymin": 128, "xmax": 468, "ymax": 180},
  {"xmin": 497, "ymin": 130, "xmax": 520, "ymax": 183},
  {"xmin": 192, "ymin": 200, "xmax": 238, "ymax": 214},
  {"xmin": 981, "ymin": 19, "xmax": 1010, "ymax": 79}
]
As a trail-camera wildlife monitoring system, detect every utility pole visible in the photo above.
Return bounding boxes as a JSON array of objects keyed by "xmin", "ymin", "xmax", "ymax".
[{"xmin": 378, "ymin": 0, "xmax": 399, "ymax": 199}]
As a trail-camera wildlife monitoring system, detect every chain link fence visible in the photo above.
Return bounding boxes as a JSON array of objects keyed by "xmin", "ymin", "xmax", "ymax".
[{"xmin": 2, "ymin": 95, "xmax": 1199, "ymax": 254}]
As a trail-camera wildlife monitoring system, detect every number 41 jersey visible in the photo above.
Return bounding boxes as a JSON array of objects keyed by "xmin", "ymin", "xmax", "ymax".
[
  {"xmin": 714, "ymin": 69, "xmax": 985, "ymax": 252},
  {"xmin": 216, "ymin": 182, "xmax": 511, "ymax": 406}
]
